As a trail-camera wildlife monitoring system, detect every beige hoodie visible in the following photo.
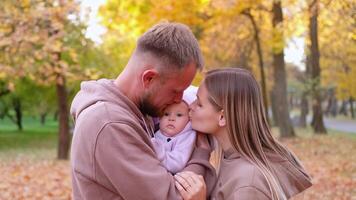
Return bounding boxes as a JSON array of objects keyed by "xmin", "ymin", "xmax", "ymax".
[
  {"xmin": 70, "ymin": 79, "xmax": 216, "ymax": 200},
  {"xmin": 210, "ymin": 148, "xmax": 312, "ymax": 200}
]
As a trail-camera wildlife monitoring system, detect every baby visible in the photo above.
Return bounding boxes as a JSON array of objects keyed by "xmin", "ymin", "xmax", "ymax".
[{"xmin": 151, "ymin": 86, "xmax": 197, "ymax": 174}]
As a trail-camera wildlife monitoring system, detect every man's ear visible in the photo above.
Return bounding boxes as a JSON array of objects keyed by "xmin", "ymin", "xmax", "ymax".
[
  {"xmin": 142, "ymin": 69, "xmax": 159, "ymax": 88},
  {"xmin": 218, "ymin": 112, "xmax": 226, "ymax": 127}
]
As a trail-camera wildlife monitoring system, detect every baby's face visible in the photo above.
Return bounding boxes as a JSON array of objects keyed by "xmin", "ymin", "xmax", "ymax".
[{"xmin": 159, "ymin": 101, "xmax": 190, "ymax": 137}]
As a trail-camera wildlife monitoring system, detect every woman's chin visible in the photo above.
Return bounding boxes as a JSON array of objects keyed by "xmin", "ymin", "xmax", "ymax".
[{"xmin": 192, "ymin": 126, "xmax": 208, "ymax": 134}]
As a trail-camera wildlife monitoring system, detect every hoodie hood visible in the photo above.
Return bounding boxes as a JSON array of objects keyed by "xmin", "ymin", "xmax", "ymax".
[
  {"xmin": 70, "ymin": 79, "xmax": 143, "ymax": 123},
  {"xmin": 182, "ymin": 85, "xmax": 198, "ymax": 106}
]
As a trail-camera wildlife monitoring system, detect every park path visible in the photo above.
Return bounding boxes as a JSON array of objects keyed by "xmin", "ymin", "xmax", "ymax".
[
  {"xmin": 304, "ymin": 115, "xmax": 356, "ymax": 134},
  {"xmin": 323, "ymin": 117, "xmax": 356, "ymax": 134}
]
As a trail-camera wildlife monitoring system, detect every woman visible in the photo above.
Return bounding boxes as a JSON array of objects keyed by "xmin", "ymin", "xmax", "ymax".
[{"xmin": 174, "ymin": 68, "xmax": 312, "ymax": 200}]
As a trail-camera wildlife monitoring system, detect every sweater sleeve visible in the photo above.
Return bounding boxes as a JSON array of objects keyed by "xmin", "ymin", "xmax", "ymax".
[
  {"xmin": 183, "ymin": 143, "xmax": 217, "ymax": 196},
  {"xmin": 94, "ymin": 122, "xmax": 182, "ymax": 200},
  {"xmin": 150, "ymin": 137, "xmax": 166, "ymax": 162}
]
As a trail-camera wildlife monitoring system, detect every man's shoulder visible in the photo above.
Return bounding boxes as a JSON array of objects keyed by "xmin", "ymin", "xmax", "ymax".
[
  {"xmin": 73, "ymin": 101, "xmax": 144, "ymax": 139},
  {"xmin": 81, "ymin": 101, "xmax": 139, "ymax": 124}
]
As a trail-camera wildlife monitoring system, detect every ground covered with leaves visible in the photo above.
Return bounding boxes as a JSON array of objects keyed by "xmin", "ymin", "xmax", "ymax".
[
  {"xmin": 283, "ymin": 133, "xmax": 355, "ymax": 200},
  {"xmin": 0, "ymin": 132, "xmax": 354, "ymax": 199}
]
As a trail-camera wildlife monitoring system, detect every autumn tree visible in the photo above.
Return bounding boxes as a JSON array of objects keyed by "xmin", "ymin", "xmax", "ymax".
[
  {"xmin": 307, "ymin": 0, "xmax": 327, "ymax": 133},
  {"xmin": 319, "ymin": 0, "xmax": 356, "ymax": 119},
  {"xmin": 0, "ymin": 0, "xmax": 98, "ymax": 159},
  {"xmin": 271, "ymin": 0, "xmax": 295, "ymax": 137}
]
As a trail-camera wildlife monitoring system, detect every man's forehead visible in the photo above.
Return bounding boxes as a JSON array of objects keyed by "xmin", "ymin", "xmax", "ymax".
[
  {"xmin": 161, "ymin": 66, "xmax": 196, "ymax": 90},
  {"xmin": 165, "ymin": 77, "xmax": 190, "ymax": 89}
]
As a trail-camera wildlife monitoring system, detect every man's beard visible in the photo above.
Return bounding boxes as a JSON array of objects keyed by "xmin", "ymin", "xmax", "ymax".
[{"xmin": 138, "ymin": 93, "xmax": 162, "ymax": 117}]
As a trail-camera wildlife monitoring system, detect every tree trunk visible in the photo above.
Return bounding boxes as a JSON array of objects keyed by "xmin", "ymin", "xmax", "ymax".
[
  {"xmin": 339, "ymin": 100, "xmax": 348, "ymax": 116},
  {"xmin": 325, "ymin": 88, "xmax": 338, "ymax": 117},
  {"xmin": 309, "ymin": 0, "xmax": 327, "ymax": 134},
  {"xmin": 289, "ymin": 92, "xmax": 294, "ymax": 109},
  {"xmin": 56, "ymin": 75, "xmax": 70, "ymax": 159},
  {"xmin": 325, "ymin": 88, "xmax": 332, "ymax": 116},
  {"xmin": 242, "ymin": 10, "xmax": 270, "ymax": 124},
  {"xmin": 54, "ymin": 110, "xmax": 59, "ymax": 121},
  {"xmin": 331, "ymin": 97, "xmax": 338, "ymax": 117},
  {"xmin": 12, "ymin": 97, "xmax": 22, "ymax": 131},
  {"xmin": 40, "ymin": 112, "xmax": 47, "ymax": 125},
  {"xmin": 299, "ymin": 92, "xmax": 308, "ymax": 128},
  {"xmin": 271, "ymin": 1, "xmax": 295, "ymax": 137},
  {"xmin": 350, "ymin": 97, "xmax": 355, "ymax": 119}
]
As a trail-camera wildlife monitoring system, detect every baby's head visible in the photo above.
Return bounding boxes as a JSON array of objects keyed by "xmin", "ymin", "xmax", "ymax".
[
  {"xmin": 159, "ymin": 86, "xmax": 197, "ymax": 137},
  {"xmin": 159, "ymin": 101, "xmax": 190, "ymax": 137}
]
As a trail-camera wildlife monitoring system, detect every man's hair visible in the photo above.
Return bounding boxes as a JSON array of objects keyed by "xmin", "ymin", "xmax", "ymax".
[{"xmin": 136, "ymin": 22, "xmax": 203, "ymax": 71}]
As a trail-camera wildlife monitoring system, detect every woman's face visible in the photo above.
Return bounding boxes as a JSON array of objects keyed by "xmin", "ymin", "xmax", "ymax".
[{"xmin": 189, "ymin": 83, "xmax": 222, "ymax": 134}]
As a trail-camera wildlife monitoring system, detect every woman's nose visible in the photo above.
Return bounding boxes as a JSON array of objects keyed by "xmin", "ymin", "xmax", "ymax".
[{"xmin": 190, "ymin": 100, "xmax": 197, "ymax": 111}]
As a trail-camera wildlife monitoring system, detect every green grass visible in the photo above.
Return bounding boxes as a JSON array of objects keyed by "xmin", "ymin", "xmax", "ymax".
[
  {"xmin": 0, "ymin": 115, "xmax": 354, "ymax": 161},
  {"xmin": 0, "ymin": 116, "xmax": 58, "ymax": 151}
]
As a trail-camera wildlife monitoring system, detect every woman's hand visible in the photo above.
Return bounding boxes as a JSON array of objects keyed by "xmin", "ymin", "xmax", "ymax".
[{"xmin": 174, "ymin": 171, "xmax": 207, "ymax": 200}]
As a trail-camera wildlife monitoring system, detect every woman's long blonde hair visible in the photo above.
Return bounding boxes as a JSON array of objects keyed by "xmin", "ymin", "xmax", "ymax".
[{"xmin": 205, "ymin": 68, "xmax": 294, "ymax": 200}]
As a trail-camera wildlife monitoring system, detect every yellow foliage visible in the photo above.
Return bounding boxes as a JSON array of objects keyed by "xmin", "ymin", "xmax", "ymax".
[
  {"xmin": 0, "ymin": 72, "xmax": 6, "ymax": 79},
  {"xmin": 0, "ymin": 0, "xmax": 91, "ymax": 86},
  {"xmin": 192, "ymin": 71, "xmax": 204, "ymax": 86},
  {"xmin": 318, "ymin": 0, "xmax": 355, "ymax": 100},
  {"xmin": 271, "ymin": 23, "xmax": 285, "ymax": 54}
]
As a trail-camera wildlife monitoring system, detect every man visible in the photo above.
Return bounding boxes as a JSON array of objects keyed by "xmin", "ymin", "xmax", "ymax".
[{"xmin": 70, "ymin": 22, "xmax": 216, "ymax": 200}]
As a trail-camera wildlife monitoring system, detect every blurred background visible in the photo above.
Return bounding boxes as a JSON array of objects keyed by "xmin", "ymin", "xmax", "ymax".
[{"xmin": 0, "ymin": 0, "xmax": 355, "ymax": 199}]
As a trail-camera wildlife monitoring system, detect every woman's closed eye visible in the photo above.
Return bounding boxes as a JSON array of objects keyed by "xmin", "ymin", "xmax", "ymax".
[{"xmin": 197, "ymin": 101, "xmax": 202, "ymax": 107}]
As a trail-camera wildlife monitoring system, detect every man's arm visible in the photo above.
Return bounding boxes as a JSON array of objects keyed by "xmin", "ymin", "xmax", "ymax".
[
  {"xmin": 95, "ymin": 122, "xmax": 182, "ymax": 200},
  {"xmin": 183, "ymin": 133, "xmax": 217, "ymax": 196}
]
